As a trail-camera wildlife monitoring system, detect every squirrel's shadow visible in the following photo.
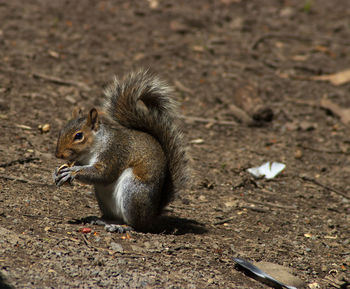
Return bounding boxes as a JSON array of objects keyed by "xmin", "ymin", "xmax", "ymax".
[
  {"xmin": 69, "ymin": 215, "xmax": 207, "ymax": 235},
  {"xmin": 153, "ymin": 215, "xmax": 207, "ymax": 235},
  {"xmin": 0, "ymin": 273, "xmax": 13, "ymax": 289}
]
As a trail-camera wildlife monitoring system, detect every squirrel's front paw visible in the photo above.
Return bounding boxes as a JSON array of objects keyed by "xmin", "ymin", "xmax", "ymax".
[{"xmin": 54, "ymin": 165, "xmax": 79, "ymax": 187}]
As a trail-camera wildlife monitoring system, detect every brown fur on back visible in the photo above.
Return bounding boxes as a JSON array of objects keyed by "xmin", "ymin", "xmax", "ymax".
[{"xmin": 103, "ymin": 70, "xmax": 190, "ymax": 209}]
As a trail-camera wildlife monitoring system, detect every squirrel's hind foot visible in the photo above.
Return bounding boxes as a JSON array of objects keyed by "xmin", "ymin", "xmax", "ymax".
[
  {"xmin": 81, "ymin": 216, "xmax": 134, "ymax": 233},
  {"xmin": 104, "ymin": 224, "xmax": 134, "ymax": 233}
]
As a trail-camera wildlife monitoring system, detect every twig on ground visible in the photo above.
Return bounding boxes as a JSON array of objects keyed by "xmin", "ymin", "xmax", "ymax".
[
  {"xmin": 0, "ymin": 174, "xmax": 54, "ymax": 187},
  {"xmin": 298, "ymin": 144, "xmax": 350, "ymax": 155},
  {"xmin": 213, "ymin": 205, "xmax": 269, "ymax": 225},
  {"xmin": 246, "ymin": 198, "xmax": 297, "ymax": 210},
  {"xmin": 300, "ymin": 176, "xmax": 349, "ymax": 200},
  {"xmin": 242, "ymin": 205, "xmax": 269, "ymax": 213},
  {"xmin": 213, "ymin": 216, "xmax": 236, "ymax": 225},
  {"xmin": 181, "ymin": 115, "xmax": 237, "ymax": 126},
  {"xmin": 250, "ymin": 33, "xmax": 350, "ymax": 51},
  {"xmin": 173, "ymin": 80, "xmax": 194, "ymax": 95},
  {"xmin": 251, "ymin": 33, "xmax": 311, "ymax": 51},
  {"xmin": 32, "ymin": 72, "xmax": 91, "ymax": 91},
  {"xmin": 285, "ymin": 98, "xmax": 317, "ymax": 107},
  {"xmin": 0, "ymin": 66, "xmax": 91, "ymax": 91},
  {"xmin": 23, "ymin": 214, "xmax": 62, "ymax": 220},
  {"xmin": 0, "ymin": 157, "xmax": 39, "ymax": 168},
  {"xmin": 81, "ymin": 234, "xmax": 92, "ymax": 248},
  {"xmin": 80, "ymin": 234, "xmax": 146, "ymax": 258},
  {"xmin": 55, "ymin": 237, "xmax": 80, "ymax": 246},
  {"xmin": 227, "ymin": 104, "xmax": 254, "ymax": 125}
]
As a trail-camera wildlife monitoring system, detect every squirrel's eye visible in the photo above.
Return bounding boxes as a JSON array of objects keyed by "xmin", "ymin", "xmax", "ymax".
[{"xmin": 74, "ymin": 132, "xmax": 83, "ymax": 141}]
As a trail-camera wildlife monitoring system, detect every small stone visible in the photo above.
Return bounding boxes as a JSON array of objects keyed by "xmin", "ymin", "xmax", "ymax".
[
  {"xmin": 295, "ymin": 149, "xmax": 303, "ymax": 159},
  {"xmin": 147, "ymin": 0, "xmax": 159, "ymax": 9},
  {"xmin": 110, "ymin": 242, "xmax": 123, "ymax": 253},
  {"xmin": 308, "ymin": 282, "xmax": 320, "ymax": 289},
  {"xmin": 143, "ymin": 242, "xmax": 151, "ymax": 249},
  {"xmin": 38, "ymin": 123, "xmax": 50, "ymax": 133},
  {"xmin": 225, "ymin": 200, "xmax": 238, "ymax": 207},
  {"xmin": 261, "ymin": 225, "xmax": 270, "ymax": 233},
  {"xmin": 280, "ymin": 7, "xmax": 295, "ymax": 17}
]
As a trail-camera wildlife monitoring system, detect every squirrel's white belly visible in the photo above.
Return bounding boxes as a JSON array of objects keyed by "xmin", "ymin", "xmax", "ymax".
[{"xmin": 94, "ymin": 168, "xmax": 134, "ymax": 222}]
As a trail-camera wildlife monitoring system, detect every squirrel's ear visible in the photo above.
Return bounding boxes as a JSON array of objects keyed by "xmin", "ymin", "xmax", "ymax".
[
  {"xmin": 87, "ymin": 108, "xmax": 99, "ymax": 130},
  {"xmin": 72, "ymin": 107, "xmax": 83, "ymax": 119}
]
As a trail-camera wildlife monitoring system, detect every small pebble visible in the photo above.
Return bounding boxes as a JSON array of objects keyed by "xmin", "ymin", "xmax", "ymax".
[
  {"xmin": 38, "ymin": 123, "xmax": 50, "ymax": 133},
  {"xmin": 110, "ymin": 242, "xmax": 123, "ymax": 253},
  {"xmin": 295, "ymin": 149, "xmax": 303, "ymax": 159},
  {"xmin": 308, "ymin": 282, "xmax": 320, "ymax": 289}
]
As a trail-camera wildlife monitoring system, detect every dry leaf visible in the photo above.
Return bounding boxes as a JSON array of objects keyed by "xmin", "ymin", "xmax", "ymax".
[
  {"xmin": 312, "ymin": 69, "xmax": 350, "ymax": 86},
  {"xmin": 320, "ymin": 98, "xmax": 350, "ymax": 125}
]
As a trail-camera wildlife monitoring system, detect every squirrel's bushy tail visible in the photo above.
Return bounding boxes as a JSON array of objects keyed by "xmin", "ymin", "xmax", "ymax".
[{"xmin": 104, "ymin": 69, "xmax": 190, "ymax": 207}]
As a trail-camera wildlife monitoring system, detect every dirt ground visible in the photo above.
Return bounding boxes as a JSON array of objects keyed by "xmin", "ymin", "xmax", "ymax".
[{"xmin": 0, "ymin": 0, "xmax": 349, "ymax": 288}]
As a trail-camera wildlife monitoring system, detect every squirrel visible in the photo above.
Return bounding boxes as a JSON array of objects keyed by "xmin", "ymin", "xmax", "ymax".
[{"xmin": 53, "ymin": 69, "xmax": 190, "ymax": 232}]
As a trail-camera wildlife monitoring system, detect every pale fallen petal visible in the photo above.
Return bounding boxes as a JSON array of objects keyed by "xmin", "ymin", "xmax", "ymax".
[{"xmin": 247, "ymin": 161, "xmax": 286, "ymax": 179}]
